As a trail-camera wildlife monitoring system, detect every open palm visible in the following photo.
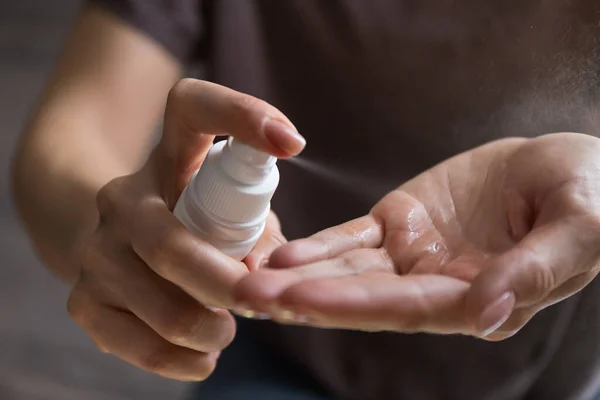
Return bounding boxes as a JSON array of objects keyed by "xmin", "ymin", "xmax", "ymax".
[{"xmin": 235, "ymin": 132, "xmax": 600, "ymax": 340}]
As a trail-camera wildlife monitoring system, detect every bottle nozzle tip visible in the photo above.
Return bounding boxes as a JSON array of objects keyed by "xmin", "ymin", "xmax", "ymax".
[
  {"xmin": 228, "ymin": 137, "xmax": 276, "ymax": 168},
  {"xmin": 222, "ymin": 137, "xmax": 277, "ymax": 184}
]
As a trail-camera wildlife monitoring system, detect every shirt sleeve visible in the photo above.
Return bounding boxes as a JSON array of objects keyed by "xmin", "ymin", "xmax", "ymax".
[{"xmin": 87, "ymin": 0, "xmax": 209, "ymax": 63}]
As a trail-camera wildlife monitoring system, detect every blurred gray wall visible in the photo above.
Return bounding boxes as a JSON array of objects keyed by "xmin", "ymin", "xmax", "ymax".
[{"xmin": 0, "ymin": 1, "xmax": 187, "ymax": 399}]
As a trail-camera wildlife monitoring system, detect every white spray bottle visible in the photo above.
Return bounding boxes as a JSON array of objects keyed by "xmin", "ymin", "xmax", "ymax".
[{"xmin": 173, "ymin": 137, "xmax": 279, "ymax": 261}]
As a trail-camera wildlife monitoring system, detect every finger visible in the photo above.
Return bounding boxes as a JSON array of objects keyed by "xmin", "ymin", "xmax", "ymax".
[
  {"xmin": 127, "ymin": 283, "xmax": 235, "ymax": 354},
  {"xmin": 243, "ymin": 211, "xmax": 286, "ymax": 271},
  {"xmin": 86, "ymin": 241, "xmax": 235, "ymax": 352},
  {"xmin": 68, "ymin": 295, "xmax": 218, "ymax": 381},
  {"xmin": 272, "ymin": 272, "xmax": 471, "ymax": 334},
  {"xmin": 157, "ymin": 79, "xmax": 305, "ymax": 203},
  {"xmin": 164, "ymin": 79, "xmax": 303, "ymax": 157},
  {"xmin": 479, "ymin": 308, "xmax": 535, "ymax": 342},
  {"xmin": 269, "ymin": 215, "xmax": 384, "ymax": 268},
  {"xmin": 374, "ymin": 189, "xmax": 450, "ymax": 275},
  {"xmin": 235, "ymin": 248, "xmax": 393, "ymax": 311},
  {"xmin": 465, "ymin": 219, "xmax": 600, "ymax": 337},
  {"xmin": 388, "ymin": 225, "xmax": 450, "ymax": 276},
  {"xmin": 129, "ymin": 197, "xmax": 248, "ymax": 309},
  {"xmin": 479, "ymin": 269, "xmax": 598, "ymax": 341}
]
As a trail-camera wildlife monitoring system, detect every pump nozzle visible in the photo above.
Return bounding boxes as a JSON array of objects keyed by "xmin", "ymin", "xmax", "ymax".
[{"xmin": 221, "ymin": 137, "xmax": 277, "ymax": 184}]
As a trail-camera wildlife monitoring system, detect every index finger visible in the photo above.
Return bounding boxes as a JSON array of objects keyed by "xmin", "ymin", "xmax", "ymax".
[
  {"xmin": 274, "ymin": 272, "xmax": 471, "ymax": 334},
  {"xmin": 130, "ymin": 196, "xmax": 249, "ymax": 309},
  {"xmin": 269, "ymin": 215, "xmax": 384, "ymax": 268},
  {"xmin": 162, "ymin": 79, "xmax": 305, "ymax": 160}
]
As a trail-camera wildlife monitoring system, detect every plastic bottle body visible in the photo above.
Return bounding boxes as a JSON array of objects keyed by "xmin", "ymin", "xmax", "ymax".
[
  {"xmin": 173, "ymin": 185, "xmax": 268, "ymax": 260},
  {"xmin": 173, "ymin": 138, "xmax": 279, "ymax": 261}
]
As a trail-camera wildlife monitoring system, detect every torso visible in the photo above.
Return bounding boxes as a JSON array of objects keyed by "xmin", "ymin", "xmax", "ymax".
[{"xmin": 207, "ymin": 1, "xmax": 600, "ymax": 398}]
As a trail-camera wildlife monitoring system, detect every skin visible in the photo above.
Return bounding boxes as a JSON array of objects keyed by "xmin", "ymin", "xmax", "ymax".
[
  {"xmin": 236, "ymin": 132, "xmax": 600, "ymax": 341},
  {"xmin": 12, "ymin": 5, "xmax": 303, "ymax": 381},
  {"xmin": 11, "ymin": 2, "xmax": 600, "ymax": 383}
]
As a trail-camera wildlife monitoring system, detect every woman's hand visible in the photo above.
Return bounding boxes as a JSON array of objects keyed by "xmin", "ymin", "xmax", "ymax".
[
  {"xmin": 67, "ymin": 79, "xmax": 304, "ymax": 381},
  {"xmin": 235, "ymin": 132, "xmax": 600, "ymax": 341}
]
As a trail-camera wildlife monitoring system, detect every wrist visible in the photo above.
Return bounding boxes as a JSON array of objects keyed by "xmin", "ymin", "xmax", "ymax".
[{"xmin": 12, "ymin": 154, "xmax": 105, "ymax": 284}]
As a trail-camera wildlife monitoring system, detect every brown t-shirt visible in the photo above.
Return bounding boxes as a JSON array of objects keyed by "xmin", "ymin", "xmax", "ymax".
[{"xmin": 90, "ymin": 1, "xmax": 600, "ymax": 399}]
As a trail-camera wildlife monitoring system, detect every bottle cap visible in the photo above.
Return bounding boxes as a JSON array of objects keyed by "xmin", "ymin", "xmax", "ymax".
[{"xmin": 190, "ymin": 138, "xmax": 279, "ymax": 225}]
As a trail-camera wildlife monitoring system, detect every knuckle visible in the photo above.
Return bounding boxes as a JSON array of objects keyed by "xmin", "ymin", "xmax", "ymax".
[
  {"xmin": 66, "ymin": 291, "xmax": 84, "ymax": 323},
  {"xmin": 129, "ymin": 198, "xmax": 154, "ymax": 235},
  {"xmin": 79, "ymin": 232, "xmax": 112, "ymax": 277},
  {"xmin": 231, "ymin": 92, "xmax": 264, "ymax": 114},
  {"xmin": 129, "ymin": 197, "xmax": 153, "ymax": 228},
  {"xmin": 96, "ymin": 176, "xmax": 131, "ymax": 222},
  {"xmin": 140, "ymin": 227, "xmax": 180, "ymax": 277},
  {"xmin": 96, "ymin": 181, "xmax": 118, "ymax": 218},
  {"xmin": 229, "ymin": 93, "xmax": 269, "ymax": 130},
  {"xmin": 140, "ymin": 347, "xmax": 174, "ymax": 376},
  {"xmin": 78, "ymin": 238, "xmax": 96, "ymax": 271},
  {"xmin": 67, "ymin": 294, "xmax": 112, "ymax": 353},
  {"xmin": 374, "ymin": 190, "xmax": 430, "ymax": 232},
  {"xmin": 158, "ymin": 306, "xmax": 208, "ymax": 346},
  {"xmin": 269, "ymin": 230, "xmax": 287, "ymax": 248},
  {"xmin": 375, "ymin": 248, "xmax": 395, "ymax": 272},
  {"xmin": 338, "ymin": 223, "xmax": 363, "ymax": 242},
  {"xmin": 339, "ymin": 218, "xmax": 380, "ymax": 249},
  {"xmin": 311, "ymin": 235, "xmax": 333, "ymax": 258},
  {"xmin": 400, "ymin": 281, "xmax": 432, "ymax": 332},
  {"xmin": 167, "ymin": 78, "xmax": 198, "ymax": 108},
  {"xmin": 521, "ymin": 251, "xmax": 556, "ymax": 303},
  {"xmin": 129, "ymin": 201, "xmax": 178, "ymax": 272},
  {"xmin": 67, "ymin": 284, "xmax": 93, "ymax": 325},
  {"xmin": 339, "ymin": 253, "xmax": 364, "ymax": 274}
]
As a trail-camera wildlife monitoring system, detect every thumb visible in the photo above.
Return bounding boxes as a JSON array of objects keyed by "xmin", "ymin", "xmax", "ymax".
[
  {"xmin": 244, "ymin": 212, "xmax": 287, "ymax": 271},
  {"xmin": 465, "ymin": 219, "xmax": 598, "ymax": 337},
  {"xmin": 151, "ymin": 79, "xmax": 305, "ymax": 206}
]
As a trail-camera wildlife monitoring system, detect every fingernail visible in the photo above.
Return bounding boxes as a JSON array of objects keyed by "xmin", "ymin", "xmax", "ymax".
[
  {"xmin": 477, "ymin": 292, "xmax": 516, "ymax": 337},
  {"xmin": 263, "ymin": 118, "xmax": 306, "ymax": 154},
  {"xmin": 232, "ymin": 308, "xmax": 270, "ymax": 320}
]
